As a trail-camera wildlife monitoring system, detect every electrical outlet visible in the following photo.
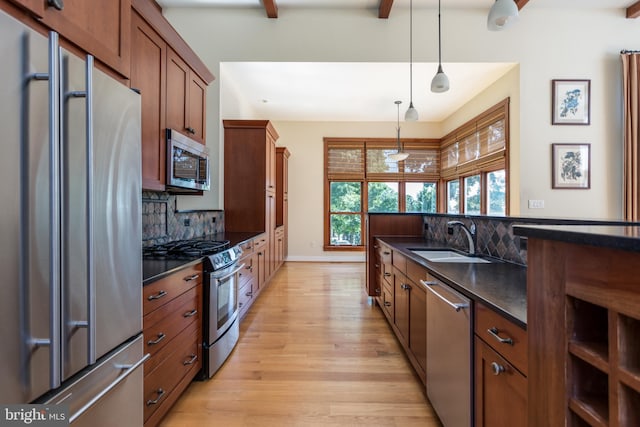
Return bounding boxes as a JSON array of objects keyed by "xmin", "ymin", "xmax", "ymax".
[
  {"xmin": 528, "ymin": 200, "xmax": 545, "ymax": 209},
  {"xmin": 183, "ymin": 218, "xmax": 191, "ymax": 226},
  {"xmin": 211, "ymin": 217, "xmax": 216, "ymax": 223},
  {"xmin": 447, "ymin": 226, "xmax": 454, "ymax": 235}
]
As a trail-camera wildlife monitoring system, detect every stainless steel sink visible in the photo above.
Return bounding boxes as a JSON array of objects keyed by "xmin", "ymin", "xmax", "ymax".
[{"xmin": 410, "ymin": 250, "xmax": 492, "ymax": 264}]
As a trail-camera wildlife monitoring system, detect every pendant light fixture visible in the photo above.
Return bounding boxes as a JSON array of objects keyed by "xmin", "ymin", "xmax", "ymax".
[
  {"xmin": 389, "ymin": 100, "xmax": 410, "ymax": 162},
  {"xmin": 405, "ymin": 0, "xmax": 418, "ymax": 121},
  {"xmin": 487, "ymin": 0, "xmax": 519, "ymax": 31},
  {"xmin": 430, "ymin": 0, "xmax": 450, "ymax": 93}
]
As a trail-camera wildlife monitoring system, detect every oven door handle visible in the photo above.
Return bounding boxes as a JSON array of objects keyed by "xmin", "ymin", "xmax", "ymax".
[{"xmin": 214, "ymin": 263, "xmax": 246, "ymax": 283}]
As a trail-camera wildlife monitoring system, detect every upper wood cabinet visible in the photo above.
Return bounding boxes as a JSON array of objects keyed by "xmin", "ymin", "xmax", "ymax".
[
  {"xmin": 4, "ymin": 0, "xmax": 131, "ymax": 77},
  {"xmin": 166, "ymin": 48, "xmax": 206, "ymax": 144},
  {"xmin": 40, "ymin": 0, "xmax": 131, "ymax": 77},
  {"xmin": 130, "ymin": 0, "xmax": 214, "ymax": 190},
  {"xmin": 5, "ymin": 0, "xmax": 44, "ymax": 16},
  {"xmin": 130, "ymin": 10, "xmax": 166, "ymax": 191}
]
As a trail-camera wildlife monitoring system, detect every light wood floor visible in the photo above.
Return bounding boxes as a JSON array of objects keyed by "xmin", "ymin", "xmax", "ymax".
[{"xmin": 159, "ymin": 262, "xmax": 442, "ymax": 427}]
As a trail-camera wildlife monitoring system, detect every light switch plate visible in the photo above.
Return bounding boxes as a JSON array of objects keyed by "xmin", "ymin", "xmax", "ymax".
[{"xmin": 528, "ymin": 200, "xmax": 545, "ymax": 209}]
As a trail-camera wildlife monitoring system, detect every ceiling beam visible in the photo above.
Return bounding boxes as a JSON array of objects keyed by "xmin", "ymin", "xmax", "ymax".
[
  {"xmin": 378, "ymin": 0, "xmax": 393, "ymax": 19},
  {"xmin": 263, "ymin": 0, "xmax": 278, "ymax": 18},
  {"xmin": 627, "ymin": 1, "xmax": 640, "ymax": 18},
  {"xmin": 515, "ymin": 0, "xmax": 529, "ymax": 10}
]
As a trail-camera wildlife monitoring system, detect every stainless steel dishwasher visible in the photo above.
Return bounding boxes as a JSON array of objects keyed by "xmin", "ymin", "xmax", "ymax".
[{"xmin": 421, "ymin": 275, "xmax": 472, "ymax": 427}]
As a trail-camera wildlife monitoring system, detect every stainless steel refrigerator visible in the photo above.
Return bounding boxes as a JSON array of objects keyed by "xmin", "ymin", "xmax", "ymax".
[{"xmin": 1, "ymin": 9, "xmax": 146, "ymax": 425}]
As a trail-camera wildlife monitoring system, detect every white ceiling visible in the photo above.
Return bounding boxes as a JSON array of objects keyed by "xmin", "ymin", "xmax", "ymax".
[
  {"xmin": 158, "ymin": 0, "xmax": 638, "ymax": 122},
  {"xmin": 222, "ymin": 62, "xmax": 517, "ymax": 122}
]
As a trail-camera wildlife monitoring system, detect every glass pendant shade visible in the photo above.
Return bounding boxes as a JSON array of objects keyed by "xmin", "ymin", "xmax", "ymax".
[
  {"xmin": 431, "ymin": 0, "xmax": 450, "ymax": 94},
  {"xmin": 405, "ymin": 102, "xmax": 419, "ymax": 121},
  {"xmin": 487, "ymin": 0, "xmax": 519, "ymax": 31},
  {"xmin": 431, "ymin": 65, "xmax": 450, "ymax": 93}
]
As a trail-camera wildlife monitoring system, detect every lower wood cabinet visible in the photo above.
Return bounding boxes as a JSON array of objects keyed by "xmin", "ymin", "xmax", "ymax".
[
  {"xmin": 474, "ymin": 302, "xmax": 528, "ymax": 427},
  {"xmin": 142, "ymin": 263, "xmax": 203, "ymax": 427}
]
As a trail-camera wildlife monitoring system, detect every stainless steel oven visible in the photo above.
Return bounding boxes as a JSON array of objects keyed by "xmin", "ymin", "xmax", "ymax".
[{"xmin": 202, "ymin": 246, "xmax": 244, "ymax": 378}]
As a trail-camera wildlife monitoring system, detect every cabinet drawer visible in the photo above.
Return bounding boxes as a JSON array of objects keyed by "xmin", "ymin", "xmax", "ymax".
[
  {"xmin": 392, "ymin": 251, "xmax": 406, "ymax": 272},
  {"xmin": 143, "ymin": 327, "xmax": 200, "ymax": 423},
  {"xmin": 238, "ymin": 256, "xmax": 255, "ymax": 289},
  {"xmin": 381, "ymin": 280, "xmax": 394, "ymax": 322},
  {"xmin": 238, "ymin": 239, "xmax": 255, "ymax": 254},
  {"xmin": 143, "ymin": 286, "xmax": 200, "ymax": 357},
  {"xmin": 254, "ymin": 234, "xmax": 268, "ymax": 251},
  {"xmin": 144, "ymin": 320, "xmax": 200, "ymax": 375},
  {"xmin": 238, "ymin": 281, "xmax": 255, "ymax": 313},
  {"xmin": 406, "ymin": 259, "xmax": 427, "ymax": 286},
  {"xmin": 377, "ymin": 241, "xmax": 392, "ymax": 265},
  {"xmin": 475, "ymin": 303, "xmax": 527, "ymax": 376},
  {"xmin": 143, "ymin": 264, "xmax": 202, "ymax": 316}
]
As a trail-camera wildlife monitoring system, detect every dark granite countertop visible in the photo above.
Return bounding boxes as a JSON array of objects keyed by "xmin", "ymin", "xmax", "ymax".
[
  {"xmin": 513, "ymin": 224, "xmax": 640, "ymax": 252},
  {"xmin": 377, "ymin": 236, "xmax": 527, "ymax": 328},
  {"xmin": 142, "ymin": 231, "xmax": 262, "ymax": 285}
]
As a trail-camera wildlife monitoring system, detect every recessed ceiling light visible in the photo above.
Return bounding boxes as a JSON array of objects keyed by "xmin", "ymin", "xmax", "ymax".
[{"xmin": 261, "ymin": 99, "xmax": 269, "ymax": 103}]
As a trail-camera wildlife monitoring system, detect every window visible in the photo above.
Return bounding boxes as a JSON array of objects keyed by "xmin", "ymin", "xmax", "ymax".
[
  {"xmin": 406, "ymin": 182, "xmax": 437, "ymax": 213},
  {"xmin": 487, "ymin": 169, "xmax": 506, "ymax": 215},
  {"xmin": 324, "ymin": 139, "xmax": 439, "ymax": 249},
  {"xmin": 440, "ymin": 99, "xmax": 510, "ymax": 215},
  {"xmin": 329, "ymin": 182, "xmax": 362, "ymax": 246},
  {"xmin": 464, "ymin": 175, "xmax": 481, "ymax": 215},
  {"xmin": 447, "ymin": 180, "xmax": 460, "ymax": 214},
  {"xmin": 368, "ymin": 182, "xmax": 399, "ymax": 212}
]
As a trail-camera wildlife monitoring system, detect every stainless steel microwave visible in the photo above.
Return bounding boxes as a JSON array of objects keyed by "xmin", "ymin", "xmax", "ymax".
[{"xmin": 166, "ymin": 129, "xmax": 210, "ymax": 192}]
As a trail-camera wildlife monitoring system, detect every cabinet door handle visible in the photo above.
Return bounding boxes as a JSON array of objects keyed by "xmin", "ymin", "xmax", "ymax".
[
  {"xmin": 491, "ymin": 362, "xmax": 505, "ymax": 376},
  {"xmin": 383, "ymin": 251, "xmax": 391, "ymax": 255},
  {"xmin": 384, "ymin": 301, "xmax": 392, "ymax": 307},
  {"xmin": 186, "ymin": 127, "xmax": 196, "ymax": 134},
  {"xmin": 183, "ymin": 354, "xmax": 198, "ymax": 366},
  {"xmin": 384, "ymin": 272, "xmax": 391, "ymax": 277},
  {"xmin": 147, "ymin": 333, "xmax": 165, "ymax": 346},
  {"xmin": 147, "ymin": 290, "xmax": 167, "ymax": 301},
  {"xmin": 246, "ymin": 291, "xmax": 253, "ymax": 297},
  {"xmin": 184, "ymin": 274, "xmax": 200, "ymax": 282},
  {"xmin": 183, "ymin": 309, "xmax": 198, "ymax": 318},
  {"xmin": 401, "ymin": 284, "xmax": 411, "ymax": 290},
  {"xmin": 146, "ymin": 388, "xmax": 165, "ymax": 406},
  {"xmin": 488, "ymin": 327, "xmax": 514, "ymax": 345}
]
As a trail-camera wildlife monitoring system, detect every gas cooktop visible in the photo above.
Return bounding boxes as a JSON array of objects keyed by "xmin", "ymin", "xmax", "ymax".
[{"xmin": 143, "ymin": 238, "xmax": 230, "ymax": 259}]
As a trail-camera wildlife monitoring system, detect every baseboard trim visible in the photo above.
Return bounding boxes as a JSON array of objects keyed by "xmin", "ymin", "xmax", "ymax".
[{"xmin": 285, "ymin": 255, "xmax": 366, "ymax": 263}]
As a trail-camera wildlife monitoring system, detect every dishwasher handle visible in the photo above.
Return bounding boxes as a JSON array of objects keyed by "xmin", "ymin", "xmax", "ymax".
[{"xmin": 421, "ymin": 280, "xmax": 469, "ymax": 312}]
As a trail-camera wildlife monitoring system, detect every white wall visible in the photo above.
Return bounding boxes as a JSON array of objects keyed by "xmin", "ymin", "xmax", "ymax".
[{"xmin": 164, "ymin": 5, "xmax": 640, "ymax": 258}]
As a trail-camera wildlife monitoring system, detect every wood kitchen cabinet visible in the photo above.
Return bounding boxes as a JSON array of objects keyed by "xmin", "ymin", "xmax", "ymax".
[
  {"xmin": 237, "ymin": 239, "xmax": 257, "ymax": 320},
  {"xmin": 224, "ymin": 120, "xmax": 287, "ymax": 283},
  {"xmin": 131, "ymin": 10, "xmax": 166, "ymax": 191},
  {"xmin": 365, "ymin": 214, "xmax": 424, "ymax": 297},
  {"xmin": 474, "ymin": 302, "xmax": 527, "ymax": 427},
  {"xmin": 276, "ymin": 147, "xmax": 290, "ymax": 259},
  {"xmin": 5, "ymin": 0, "xmax": 132, "ymax": 77},
  {"xmin": 131, "ymin": 0, "xmax": 213, "ymax": 191},
  {"xmin": 166, "ymin": 48, "xmax": 206, "ymax": 144},
  {"xmin": 526, "ymin": 238, "xmax": 640, "ymax": 427},
  {"xmin": 375, "ymin": 241, "xmax": 427, "ymax": 385},
  {"xmin": 142, "ymin": 262, "xmax": 203, "ymax": 427}
]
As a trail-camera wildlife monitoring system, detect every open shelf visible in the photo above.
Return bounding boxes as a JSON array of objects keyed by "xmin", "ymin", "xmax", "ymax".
[
  {"xmin": 569, "ymin": 341, "xmax": 609, "ymax": 374},
  {"xmin": 619, "ymin": 383, "xmax": 640, "ymax": 426},
  {"xmin": 618, "ymin": 313, "xmax": 640, "ymax": 376},
  {"xmin": 568, "ymin": 297, "xmax": 609, "ymax": 359},
  {"xmin": 569, "ymin": 355, "xmax": 609, "ymax": 426}
]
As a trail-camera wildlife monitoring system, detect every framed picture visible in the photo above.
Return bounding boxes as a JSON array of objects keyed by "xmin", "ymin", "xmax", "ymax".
[
  {"xmin": 552, "ymin": 143, "xmax": 591, "ymax": 189},
  {"xmin": 552, "ymin": 79, "xmax": 591, "ymax": 125}
]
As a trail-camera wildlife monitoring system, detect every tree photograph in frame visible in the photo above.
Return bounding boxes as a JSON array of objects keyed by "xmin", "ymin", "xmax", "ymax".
[
  {"xmin": 552, "ymin": 79, "xmax": 591, "ymax": 125},
  {"xmin": 552, "ymin": 143, "xmax": 591, "ymax": 189}
]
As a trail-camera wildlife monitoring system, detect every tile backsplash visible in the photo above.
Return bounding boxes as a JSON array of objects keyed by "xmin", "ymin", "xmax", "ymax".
[
  {"xmin": 422, "ymin": 214, "xmax": 633, "ymax": 266},
  {"xmin": 142, "ymin": 191, "xmax": 224, "ymax": 247}
]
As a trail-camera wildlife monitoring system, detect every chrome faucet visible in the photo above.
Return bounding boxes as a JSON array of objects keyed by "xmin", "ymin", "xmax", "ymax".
[{"xmin": 447, "ymin": 220, "xmax": 477, "ymax": 256}]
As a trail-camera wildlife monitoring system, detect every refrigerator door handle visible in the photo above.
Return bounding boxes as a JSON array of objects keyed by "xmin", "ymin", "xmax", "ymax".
[
  {"xmin": 85, "ymin": 55, "xmax": 96, "ymax": 365},
  {"xmin": 68, "ymin": 353, "xmax": 150, "ymax": 423},
  {"xmin": 27, "ymin": 31, "xmax": 63, "ymax": 391},
  {"xmin": 62, "ymin": 55, "xmax": 96, "ymax": 366}
]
